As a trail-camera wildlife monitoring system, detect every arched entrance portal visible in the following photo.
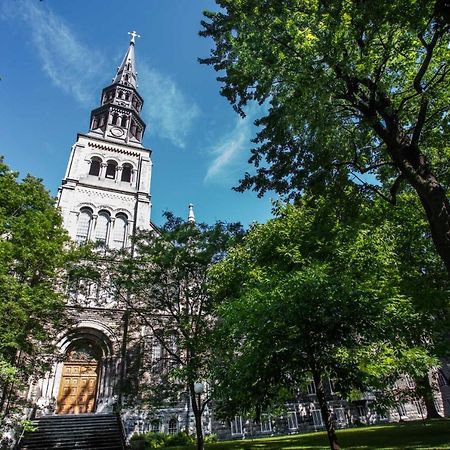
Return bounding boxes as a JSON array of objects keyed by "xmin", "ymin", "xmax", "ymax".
[{"xmin": 56, "ymin": 339, "xmax": 102, "ymax": 414}]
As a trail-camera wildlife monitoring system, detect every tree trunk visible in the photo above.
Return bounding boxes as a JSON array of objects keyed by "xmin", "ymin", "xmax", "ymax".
[
  {"xmin": 313, "ymin": 372, "xmax": 340, "ymax": 450},
  {"xmin": 356, "ymin": 87, "xmax": 450, "ymax": 277},
  {"xmin": 390, "ymin": 144, "xmax": 450, "ymax": 276},
  {"xmin": 416, "ymin": 374, "xmax": 442, "ymax": 419},
  {"xmin": 413, "ymin": 175, "xmax": 450, "ymax": 276},
  {"xmin": 189, "ymin": 384, "xmax": 204, "ymax": 450},
  {"xmin": 185, "ymin": 386, "xmax": 191, "ymax": 433}
]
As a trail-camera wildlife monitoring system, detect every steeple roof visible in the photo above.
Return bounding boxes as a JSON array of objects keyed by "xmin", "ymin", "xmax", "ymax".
[
  {"xmin": 112, "ymin": 31, "xmax": 140, "ymax": 89},
  {"xmin": 88, "ymin": 31, "xmax": 146, "ymax": 146}
]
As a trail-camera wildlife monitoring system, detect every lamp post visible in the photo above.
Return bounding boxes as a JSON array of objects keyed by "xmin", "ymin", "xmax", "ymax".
[{"xmin": 193, "ymin": 382, "xmax": 204, "ymax": 450}]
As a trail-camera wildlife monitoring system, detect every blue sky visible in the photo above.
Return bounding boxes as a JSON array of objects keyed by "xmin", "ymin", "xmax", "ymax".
[{"xmin": 0, "ymin": 0, "xmax": 275, "ymax": 227}]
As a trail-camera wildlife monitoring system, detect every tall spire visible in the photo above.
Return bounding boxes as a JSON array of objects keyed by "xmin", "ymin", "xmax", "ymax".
[
  {"xmin": 112, "ymin": 31, "xmax": 140, "ymax": 89},
  {"xmin": 88, "ymin": 32, "xmax": 146, "ymax": 146}
]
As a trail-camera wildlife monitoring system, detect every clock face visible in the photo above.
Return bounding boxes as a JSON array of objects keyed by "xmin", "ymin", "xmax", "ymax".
[{"xmin": 110, "ymin": 127, "xmax": 125, "ymax": 137}]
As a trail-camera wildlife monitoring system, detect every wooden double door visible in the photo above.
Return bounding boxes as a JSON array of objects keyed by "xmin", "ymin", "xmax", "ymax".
[{"xmin": 56, "ymin": 360, "xmax": 99, "ymax": 414}]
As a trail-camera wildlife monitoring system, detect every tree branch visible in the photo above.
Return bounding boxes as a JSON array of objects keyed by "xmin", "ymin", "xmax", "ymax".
[
  {"xmin": 411, "ymin": 97, "xmax": 429, "ymax": 147},
  {"xmin": 414, "ymin": 28, "xmax": 441, "ymax": 94}
]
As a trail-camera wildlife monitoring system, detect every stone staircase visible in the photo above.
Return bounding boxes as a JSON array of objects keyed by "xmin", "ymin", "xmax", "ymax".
[{"xmin": 18, "ymin": 414, "xmax": 126, "ymax": 450}]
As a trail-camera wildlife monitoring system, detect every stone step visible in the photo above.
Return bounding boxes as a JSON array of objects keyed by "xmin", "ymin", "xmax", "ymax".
[
  {"xmin": 21, "ymin": 444, "xmax": 124, "ymax": 450},
  {"xmin": 18, "ymin": 413, "xmax": 125, "ymax": 450},
  {"xmin": 23, "ymin": 432, "xmax": 123, "ymax": 443}
]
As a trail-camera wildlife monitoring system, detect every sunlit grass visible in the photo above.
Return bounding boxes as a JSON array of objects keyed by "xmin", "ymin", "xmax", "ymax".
[{"xmin": 170, "ymin": 419, "xmax": 450, "ymax": 449}]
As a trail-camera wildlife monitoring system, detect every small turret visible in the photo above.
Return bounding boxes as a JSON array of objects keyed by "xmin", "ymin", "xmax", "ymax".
[{"xmin": 188, "ymin": 203, "xmax": 196, "ymax": 224}]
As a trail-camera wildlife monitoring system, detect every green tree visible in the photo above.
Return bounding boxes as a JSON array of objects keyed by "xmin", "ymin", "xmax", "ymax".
[
  {"xmin": 83, "ymin": 213, "xmax": 243, "ymax": 450},
  {"xmin": 0, "ymin": 158, "xmax": 70, "ymax": 432},
  {"xmin": 209, "ymin": 192, "xmax": 440, "ymax": 450},
  {"xmin": 200, "ymin": 0, "xmax": 450, "ymax": 274},
  {"xmin": 365, "ymin": 193, "xmax": 450, "ymax": 418}
]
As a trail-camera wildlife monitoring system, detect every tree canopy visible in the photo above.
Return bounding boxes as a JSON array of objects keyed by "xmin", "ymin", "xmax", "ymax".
[
  {"xmin": 200, "ymin": 0, "xmax": 450, "ymax": 274},
  {"xmin": 0, "ymin": 158, "xmax": 70, "ymax": 433},
  {"xmin": 208, "ymin": 190, "xmax": 444, "ymax": 450}
]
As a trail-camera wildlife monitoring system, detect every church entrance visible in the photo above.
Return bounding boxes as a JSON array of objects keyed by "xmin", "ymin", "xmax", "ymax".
[{"xmin": 56, "ymin": 339, "xmax": 101, "ymax": 414}]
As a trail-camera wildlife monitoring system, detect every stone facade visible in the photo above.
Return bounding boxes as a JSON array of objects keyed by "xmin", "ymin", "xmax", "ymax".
[{"xmin": 30, "ymin": 34, "xmax": 153, "ymax": 422}]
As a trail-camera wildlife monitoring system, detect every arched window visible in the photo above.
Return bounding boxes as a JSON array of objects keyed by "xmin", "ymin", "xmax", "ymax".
[
  {"xmin": 130, "ymin": 121, "xmax": 137, "ymax": 137},
  {"xmin": 112, "ymin": 113, "xmax": 119, "ymax": 125},
  {"xmin": 121, "ymin": 115, "xmax": 128, "ymax": 127},
  {"xmin": 92, "ymin": 116, "xmax": 98, "ymax": 129},
  {"xmin": 125, "ymin": 92, "xmax": 130, "ymax": 101},
  {"xmin": 89, "ymin": 157, "xmax": 101, "ymax": 176},
  {"xmin": 151, "ymin": 421, "xmax": 160, "ymax": 433},
  {"xmin": 112, "ymin": 214, "xmax": 127, "ymax": 249},
  {"xmin": 121, "ymin": 164, "xmax": 132, "ymax": 182},
  {"xmin": 105, "ymin": 161, "xmax": 117, "ymax": 179},
  {"xmin": 168, "ymin": 418, "xmax": 177, "ymax": 435},
  {"xmin": 95, "ymin": 211, "xmax": 110, "ymax": 244},
  {"xmin": 76, "ymin": 208, "xmax": 93, "ymax": 244}
]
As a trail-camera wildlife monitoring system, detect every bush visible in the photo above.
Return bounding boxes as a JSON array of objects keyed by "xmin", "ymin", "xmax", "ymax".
[
  {"xmin": 129, "ymin": 434, "xmax": 147, "ymax": 450},
  {"xmin": 129, "ymin": 431, "xmax": 194, "ymax": 449},
  {"xmin": 130, "ymin": 432, "xmax": 168, "ymax": 449},
  {"xmin": 204, "ymin": 434, "xmax": 218, "ymax": 443},
  {"xmin": 166, "ymin": 431, "xmax": 195, "ymax": 447}
]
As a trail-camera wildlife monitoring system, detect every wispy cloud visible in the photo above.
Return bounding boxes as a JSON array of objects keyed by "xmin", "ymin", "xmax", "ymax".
[
  {"xmin": 138, "ymin": 62, "xmax": 200, "ymax": 148},
  {"xmin": 2, "ymin": 0, "xmax": 105, "ymax": 106},
  {"xmin": 204, "ymin": 106, "xmax": 263, "ymax": 185}
]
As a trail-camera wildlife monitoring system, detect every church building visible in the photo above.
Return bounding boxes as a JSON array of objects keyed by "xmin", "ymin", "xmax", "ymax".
[{"xmin": 28, "ymin": 32, "xmax": 189, "ymax": 435}]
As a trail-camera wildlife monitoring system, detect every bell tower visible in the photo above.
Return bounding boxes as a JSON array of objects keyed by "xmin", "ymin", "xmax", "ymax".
[
  {"xmin": 57, "ymin": 32, "xmax": 153, "ymax": 248},
  {"xmin": 89, "ymin": 31, "xmax": 145, "ymax": 146}
]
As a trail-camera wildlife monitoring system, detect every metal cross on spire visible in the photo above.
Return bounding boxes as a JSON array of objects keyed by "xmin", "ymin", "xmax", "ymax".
[{"xmin": 128, "ymin": 30, "xmax": 141, "ymax": 44}]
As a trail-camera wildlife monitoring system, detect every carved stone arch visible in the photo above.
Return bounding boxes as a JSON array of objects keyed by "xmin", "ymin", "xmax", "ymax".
[
  {"xmin": 54, "ymin": 321, "xmax": 118, "ymax": 414},
  {"xmin": 104, "ymin": 156, "xmax": 120, "ymax": 165},
  {"xmin": 85, "ymin": 152, "xmax": 104, "ymax": 161},
  {"xmin": 119, "ymin": 159, "xmax": 136, "ymax": 169},
  {"xmin": 114, "ymin": 208, "xmax": 132, "ymax": 219},
  {"xmin": 77, "ymin": 202, "xmax": 97, "ymax": 213},
  {"xmin": 97, "ymin": 206, "xmax": 114, "ymax": 216},
  {"xmin": 57, "ymin": 321, "xmax": 116, "ymax": 357}
]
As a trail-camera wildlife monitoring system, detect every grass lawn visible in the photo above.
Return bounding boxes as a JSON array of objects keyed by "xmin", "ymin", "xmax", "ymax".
[{"xmin": 193, "ymin": 419, "xmax": 450, "ymax": 449}]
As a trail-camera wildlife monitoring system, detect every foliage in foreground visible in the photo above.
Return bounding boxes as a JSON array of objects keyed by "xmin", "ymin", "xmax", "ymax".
[
  {"xmin": 130, "ymin": 431, "xmax": 195, "ymax": 449},
  {"xmin": 0, "ymin": 157, "xmax": 72, "ymax": 437},
  {"xmin": 130, "ymin": 431, "xmax": 218, "ymax": 449},
  {"xmin": 208, "ymin": 190, "xmax": 447, "ymax": 450}
]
